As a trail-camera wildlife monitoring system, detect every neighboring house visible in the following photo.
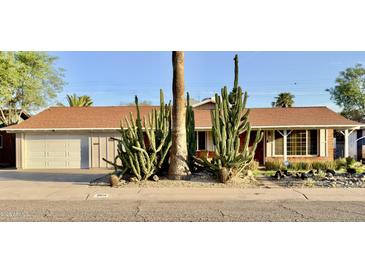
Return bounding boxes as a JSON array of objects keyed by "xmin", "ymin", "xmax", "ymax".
[
  {"xmin": 192, "ymin": 96, "xmax": 216, "ymax": 110},
  {"xmin": 4, "ymin": 104, "xmax": 363, "ymax": 169},
  {"xmin": 0, "ymin": 111, "xmax": 31, "ymax": 167}
]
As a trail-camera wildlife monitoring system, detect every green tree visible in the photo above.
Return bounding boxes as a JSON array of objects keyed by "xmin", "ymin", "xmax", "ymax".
[
  {"xmin": 271, "ymin": 92, "xmax": 295, "ymax": 107},
  {"xmin": 327, "ymin": 64, "xmax": 365, "ymax": 121},
  {"xmin": 0, "ymin": 51, "xmax": 65, "ymax": 125},
  {"xmin": 66, "ymin": 94, "xmax": 93, "ymax": 107}
]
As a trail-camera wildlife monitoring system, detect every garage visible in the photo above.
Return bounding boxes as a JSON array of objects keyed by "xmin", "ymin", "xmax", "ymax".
[{"xmin": 24, "ymin": 134, "xmax": 89, "ymax": 169}]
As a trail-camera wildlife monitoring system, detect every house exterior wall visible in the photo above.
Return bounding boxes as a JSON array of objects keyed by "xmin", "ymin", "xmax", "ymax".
[
  {"xmin": 195, "ymin": 131, "xmax": 215, "ymax": 158},
  {"xmin": 90, "ymin": 132, "xmax": 120, "ymax": 168},
  {"xmin": 14, "ymin": 128, "xmax": 339, "ymax": 169},
  {"xmin": 15, "ymin": 133, "xmax": 24, "ymax": 169}
]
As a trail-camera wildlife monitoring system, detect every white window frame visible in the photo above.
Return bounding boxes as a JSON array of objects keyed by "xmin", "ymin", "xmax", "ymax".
[
  {"xmin": 273, "ymin": 129, "xmax": 318, "ymax": 157},
  {"xmin": 196, "ymin": 131, "xmax": 207, "ymax": 151}
]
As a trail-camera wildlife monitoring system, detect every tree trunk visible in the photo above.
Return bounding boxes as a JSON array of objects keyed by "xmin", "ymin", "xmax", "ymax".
[{"xmin": 168, "ymin": 51, "xmax": 191, "ymax": 180}]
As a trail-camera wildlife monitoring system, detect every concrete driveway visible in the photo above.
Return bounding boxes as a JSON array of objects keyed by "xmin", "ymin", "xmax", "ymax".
[{"xmin": 0, "ymin": 169, "xmax": 110, "ymax": 184}]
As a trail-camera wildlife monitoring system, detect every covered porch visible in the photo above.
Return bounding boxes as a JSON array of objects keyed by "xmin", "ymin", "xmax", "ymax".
[{"xmin": 260, "ymin": 126, "xmax": 363, "ymax": 164}]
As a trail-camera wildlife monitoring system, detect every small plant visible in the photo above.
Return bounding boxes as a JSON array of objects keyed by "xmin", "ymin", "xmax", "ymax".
[
  {"xmin": 335, "ymin": 158, "xmax": 347, "ymax": 170},
  {"xmin": 304, "ymin": 178, "xmax": 316, "ymax": 188},
  {"xmin": 311, "ymin": 161, "xmax": 336, "ymax": 171},
  {"xmin": 265, "ymin": 160, "xmax": 285, "ymax": 171},
  {"xmin": 288, "ymin": 162, "xmax": 312, "ymax": 171},
  {"xmin": 335, "ymin": 157, "xmax": 364, "ymax": 173},
  {"xmin": 346, "ymin": 156, "xmax": 356, "ymax": 167}
]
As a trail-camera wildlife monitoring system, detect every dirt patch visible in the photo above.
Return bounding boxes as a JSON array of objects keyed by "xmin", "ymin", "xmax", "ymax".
[{"xmin": 91, "ymin": 171, "xmax": 265, "ymax": 188}]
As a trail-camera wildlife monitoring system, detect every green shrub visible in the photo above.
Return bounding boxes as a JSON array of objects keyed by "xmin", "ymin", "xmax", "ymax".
[
  {"xmin": 289, "ymin": 162, "xmax": 312, "ymax": 171},
  {"xmin": 346, "ymin": 156, "xmax": 356, "ymax": 167},
  {"xmin": 265, "ymin": 160, "xmax": 285, "ymax": 171},
  {"xmin": 335, "ymin": 158, "xmax": 347, "ymax": 170},
  {"xmin": 311, "ymin": 161, "xmax": 336, "ymax": 171}
]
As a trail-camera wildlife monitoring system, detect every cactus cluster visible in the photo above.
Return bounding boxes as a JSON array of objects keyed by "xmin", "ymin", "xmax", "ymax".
[
  {"xmin": 196, "ymin": 55, "xmax": 263, "ymax": 183},
  {"xmin": 186, "ymin": 92, "xmax": 197, "ymax": 171},
  {"xmin": 105, "ymin": 90, "xmax": 172, "ymax": 181}
]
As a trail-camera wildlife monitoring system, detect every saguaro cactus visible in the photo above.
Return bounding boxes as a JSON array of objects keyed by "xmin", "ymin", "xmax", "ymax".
[
  {"xmin": 186, "ymin": 92, "xmax": 196, "ymax": 171},
  {"xmin": 104, "ymin": 90, "xmax": 172, "ymax": 181},
  {"xmin": 196, "ymin": 55, "xmax": 263, "ymax": 183}
]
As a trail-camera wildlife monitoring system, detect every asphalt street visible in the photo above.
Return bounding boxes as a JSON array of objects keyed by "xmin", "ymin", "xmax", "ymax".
[{"xmin": 1, "ymin": 200, "xmax": 365, "ymax": 221}]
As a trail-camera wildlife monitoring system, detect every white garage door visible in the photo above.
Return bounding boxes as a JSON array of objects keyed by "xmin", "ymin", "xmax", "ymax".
[{"xmin": 24, "ymin": 134, "xmax": 89, "ymax": 169}]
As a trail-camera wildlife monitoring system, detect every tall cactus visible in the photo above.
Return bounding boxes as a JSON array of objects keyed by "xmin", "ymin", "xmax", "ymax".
[
  {"xmin": 186, "ymin": 92, "xmax": 196, "ymax": 171},
  {"xmin": 104, "ymin": 90, "xmax": 172, "ymax": 181},
  {"xmin": 196, "ymin": 55, "xmax": 263, "ymax": 183}
]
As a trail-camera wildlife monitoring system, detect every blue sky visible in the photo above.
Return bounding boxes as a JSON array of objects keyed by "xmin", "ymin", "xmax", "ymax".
[{"xmin": 52, "ymin": 51, "xmax": 365, "ymax": 110}]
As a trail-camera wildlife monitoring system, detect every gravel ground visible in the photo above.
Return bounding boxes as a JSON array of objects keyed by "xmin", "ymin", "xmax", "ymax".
[
  {"xmin": 1, "ymin": 200, "xmax": 365, "ymax": 221},
  {"xmin": 91, "ymin": 172, "xmax": 264, "ymax": 188}
]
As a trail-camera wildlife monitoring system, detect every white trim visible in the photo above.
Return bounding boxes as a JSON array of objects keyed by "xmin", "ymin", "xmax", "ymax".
[
  {"xmin": 252, "ymin": 125, "xmax": 362, "ymax": 129},
  {"xmin": 273, "ymin": 129, "xmax": 319, "ymax": 157},
  {"xmin": 192, "ymin": 97, "xmax": 215, "ymax": 108}
]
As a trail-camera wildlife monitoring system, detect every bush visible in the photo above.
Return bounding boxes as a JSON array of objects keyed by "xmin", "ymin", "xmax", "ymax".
[
  {"xmin": 311, "ymin": 161, "xmax": 336, "ymax": 171},
  {"xmin": 346, "ymin": 156, "xmax": 356, "ymax": 167},
  {"xmin": 288, "ymin": 162, "xmax": 312, "ymax": 171},
  {"xmin": 265, "ymin": 160, "xmax": 285, "ymax": 171},
  {"xmin": 335, "ymin": 158, "xmax": 347, "ymax": 170}
]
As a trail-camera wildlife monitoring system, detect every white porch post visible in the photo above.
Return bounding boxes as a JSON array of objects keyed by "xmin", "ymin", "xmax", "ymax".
[
  {"xmin": 283, "ymin": 129, "xmax": 288, "ymax": 162},
  {"xmin": 344, "ymin": 129, "xmax": 349, "ymax": 157}
]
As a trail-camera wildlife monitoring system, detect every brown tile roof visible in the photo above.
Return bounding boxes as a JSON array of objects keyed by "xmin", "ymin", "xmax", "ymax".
[
  {"xmin": 248, "ymin": 107, "xmax": 362, "ymax": 128},
  {"xmin": 5, "ymin": 106, "xmax": 362, "ymax": 131}
]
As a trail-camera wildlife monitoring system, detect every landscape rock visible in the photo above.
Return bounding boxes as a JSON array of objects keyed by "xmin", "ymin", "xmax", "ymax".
[
  {"xmin": 326, "ymin": 169, "xmax": 336, "ymax": 176},
  {"xmin": 274, "ymin": 170, "xmax": 283, "ymax": 180},
  {"xmin": 152, "ymin": 175, "xmax": 159, "ymax": 182},
  {"xmin": 300, "ymin": 173, "xmax": 308, "ymax": 180}
]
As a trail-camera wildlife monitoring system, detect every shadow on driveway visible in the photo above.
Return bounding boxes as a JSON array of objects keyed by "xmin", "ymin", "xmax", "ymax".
[{"xmin": 0, "ymin": 169, "xmax": 110, "ymax": 184}]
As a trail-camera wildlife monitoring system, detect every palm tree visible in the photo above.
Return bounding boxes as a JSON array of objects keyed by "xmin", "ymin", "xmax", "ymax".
[
  {"xmin": 66, "ymin": 94, "xmax": 93, "ymax": 107},
  {"xmin": 272, "ymin": 92, "xmax": 295, "ymax": 107},
  {"xmin": 168, "ymin": 51, "xmax": 191, "ymax": 179}
]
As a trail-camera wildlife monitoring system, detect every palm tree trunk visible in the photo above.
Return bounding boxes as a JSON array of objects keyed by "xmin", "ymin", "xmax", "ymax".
[{"xmin": 168, "ymin": 51, "xmax": 191, "ymax": 179}]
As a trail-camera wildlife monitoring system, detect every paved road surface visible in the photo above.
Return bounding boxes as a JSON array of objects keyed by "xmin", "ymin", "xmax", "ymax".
[{"xmin": 1, "ymin": 200, "xmax": 365, "ymax": 221}]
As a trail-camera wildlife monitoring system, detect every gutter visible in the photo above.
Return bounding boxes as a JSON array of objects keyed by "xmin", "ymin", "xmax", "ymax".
[{"xmin": 5, "ymin": 124, "xmax": 363, "ymax": 133}]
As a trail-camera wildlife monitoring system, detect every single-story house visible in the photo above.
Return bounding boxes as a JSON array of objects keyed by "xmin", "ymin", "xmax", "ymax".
[{"xmin": 4, "ymin": 102, "xmax": 364, "ymax": 169}]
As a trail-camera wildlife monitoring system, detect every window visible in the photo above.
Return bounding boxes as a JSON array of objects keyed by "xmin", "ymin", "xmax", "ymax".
[
  {"xmin": 197, "ymin": 131, "xmax": 206, "ymax": 151},
  {"xmin": 274, "ymin": 131, "xmax": 283, "ymax": 155},
  {"xmin": 273, "ymin": 129, "xmax": 318, "ymax": 156},
  {"xmin": 307, "ymin": 129, "xmax": 318, "ymax": 155},
  {"xmin": 0, "ymin": 135, "xmax": 3, "ymax": 149},
  {"xmin": 287, "ymin": 130, "xmax": 306, "ymax": 155}
]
